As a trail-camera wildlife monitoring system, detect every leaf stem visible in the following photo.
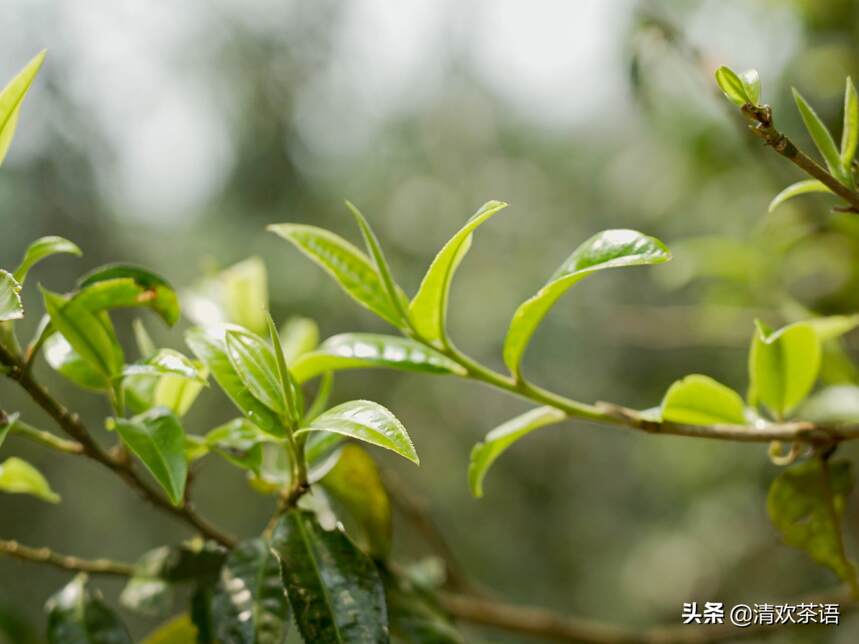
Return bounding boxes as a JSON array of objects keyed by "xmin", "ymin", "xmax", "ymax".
[{"xmin": 5, "ymin": 417, "xmax": 84, "ymax": 454}]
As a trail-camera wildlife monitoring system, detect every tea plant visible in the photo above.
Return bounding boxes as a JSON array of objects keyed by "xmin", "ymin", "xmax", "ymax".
[{"xmin": 3, "ymin": 51, "xmax": 859, "ymax": 643}]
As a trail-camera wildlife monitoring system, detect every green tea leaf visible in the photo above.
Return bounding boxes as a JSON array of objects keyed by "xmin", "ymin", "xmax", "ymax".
[
  {"xmin": 842, "ymin": 77, "xmax": 858, "ymax": 166},
  {"xmin": 120, "ymin": 576, "xmax": 172, "ymax": 618},
  {"xmin": 225, "ymin": 328, "xmax": 287, "ymax": 417},
  {"xmin": 204, "ymin": 418, "xmax": 274, "ymax": 474},
  {"xmin": 77, "ymin": 265, "xmax": 180, "ymax": 326},
  {"xmin": 122, "ymin": 349, "xmax": 205, "ymax": 382},
  {"xmin": 806, "ymin": 314, "xmax": 859, "ymax": 343},
  {"xmin": 469, "ymin": 406, "xmax": 565, "ymax": 498},
  {"xmin": 381, "ymin": 567, "xmax": 464, "ymax": 644},
  {"xmin": 715, "ymin": 66, "xmax": 752, "ymax": 106},
  {"xmin": 503, "ymin": 229, "xmax": 670, "ymax": 377},
  {"xmin": 739, "ymin": 69, "xmax": 761, "ymax": 105},
  {"xmin": 270, "ymin": 510, "xmax": 387, "ymax": 643},
  {"xmin": 41, "ymin": 288, "xmax": 124, "ymax": 378},
  {"xmin": 133, "ymin": 319, "xmax": 157, "ymax": 358},
  {"xmin": 768, "ymin": 459, "xmax": 856, "ymax": 581},
  {"xmin": 0, "ymin": 412, "xmax": 18, "ymax": 449},
  {"xmin": 793, "ymin": 88, "xmax": 851, "ymax": 186},
  {"xmin": 46, "ymin": 575, "xmax": 132, "ymax": 644},
  {"xmin": 13, "ymin": 236, "xmax": 81, "ymax": 284},
  {"xmin": 280, "ymin": 316, "xmax": 319, "ymax": 363},
  {"xmin": 211, "ymin": 539, "xmax": 290, "ymax": 644},
  {"xmin": 347, "ymin": 200, "xmax": 409, "ymax": 324},
  {"xmin": 43, "ymin": 333, "xmax": 109, "ymax": 391},
  {"xmin": 268, "ymin": 223, "xmax": 404, "ymax": 327},
  {"xmin": 221, "ymin": 257, "xmax": 269, "ymax": 335},
  {"xmin": 297, "ymin": 399, "xmax": 419, "ymax": 464},
  {"xmin": 660, "ymin": 374, "xmax": 746, "ymax": 425},
  {"xmin": 266, "ymin": 314, "xmax": 301, "ymax": 425},
  {"xmin": 0, "ymin": 270, "xmax": 23, "ymax": 321},
  {"xmin": 186, "ymin": 324, "xmax": 283, "ymax": 436},
  {"xmin": 749, "ymin": 321, "xmax": 822, "ymax": 417},
  {"xmin": 111, "ymin": 408, "xmax": 187, "ymax": 505},
  {"xmin": 0, "ymin": 456, "xmax": 60, "ymax": 503},
  {"xmin": 132, "ymin": 541, "xmax": 227, "ymax": 586},
  {"xmin": 409, "ymin": 200, "xmax": 508, "ymax": 344},
  {"xmin": 292, "ymin": 333, "xmax": 466, "ymax": 383},
  {"xmin": 768, "ymin": 180, "xmax": 832, "ymax": 213},
  {"xmin": 154, "ymin": 374, "xmax": 207, "ymax": 418},
  {"xmin": 799, "ymin": 385, "xmax": 859, "ymax": 424},
  {"xmin": 0, "ymin": 50, "xmax": 45, "ymax": 166},
  {"xmin": 141, "ymin": 614, "xmax": 198, "ymax": 644},
  {"xmin": 321, "ymin": 444, "xmax": 392, "ymax": 559}
]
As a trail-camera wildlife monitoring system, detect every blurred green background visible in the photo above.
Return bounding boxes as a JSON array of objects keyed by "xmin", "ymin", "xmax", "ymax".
[{"xmin": 4, "ymin": 0, "xmax": 859, "ymax": 641}]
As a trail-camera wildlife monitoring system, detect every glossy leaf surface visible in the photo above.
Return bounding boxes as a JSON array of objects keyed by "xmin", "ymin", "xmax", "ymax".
[
  {"xmin": 13, "ymin": 236, "xmax": 81, "ymax": 284},
  {"xmin": 46, "ymin": 575, "xmax": 132, "ymax": 644},
  {"xmin": 660, "ymin": 374, "xmax": 746, "ymax": 425},
  {"xmin": 0, "ymin": 456, "xmax": 60, "ymax": 503}
]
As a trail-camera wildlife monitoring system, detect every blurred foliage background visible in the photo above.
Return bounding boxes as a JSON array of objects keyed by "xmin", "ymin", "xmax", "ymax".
[{"xmin": 4, "ymin": 0, "xmax": 859, "ymax": 641}]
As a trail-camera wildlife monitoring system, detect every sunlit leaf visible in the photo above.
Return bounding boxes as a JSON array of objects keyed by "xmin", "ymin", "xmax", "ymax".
[
  {"xmin": 13, "ymin": 236, "xmax": 81, "ymax": 284},
  {"xmin": 122, "ymin": 349, "xmax": 205, "ymax": 382},
  {"xmin": 268, "ymin": 223, "xmax": 405, "ymax": 327},
  {"xmin": 739, "ymin": 69, "xmax": 761, "ymax": 105},
  {"xmin": 296, "ymin": 399, "xmax": 419, "ymax": 464},
  {"xmin": 271, "ymin": 510, "xmax": 387, "ymax": 643},
  {"xmin": 0, "ymin": 270, "xmax": 23, "ymax": 321},
  {"xmin": 768, "ymin": 180, "xmax": 832, "ymax": 213},
  {"xmin": 503, "ymin": 229, "xmax": 669, "ymax": 377},
  {"xmin": 749, "ymin": 321, "xmax": 821, "ymax": 417},
  {"xmin": 0, "ymin": 50, "xmax": 45, "ymax": 166},
  {"xmin": 76, "ymin": 265, "xmax": 180, "ymax": 326},
  {"xmin": 279, "ymin": 316, "xmax": 319, "ymax": 363},
  {"xmin": 133, "ymin": 319, "xmax": 157, "ymax": 359},
  {"xmin": 220, "ymin": 257, "xmax": 268, "ymax": 335},
  {"xmin": 660, "ymin": 374, "xmax": 746, "ymax": 425},
  {"xmin": 211, "ymin": 539, "xmax": 290, "ymax": 644},
  {"xmin": 469, "ymin": 406, "xmax": 565, "ymax": 498},
  {"xmin": 768, "ymin": 459, "xmax": 856, "ymax": 582},
  {"xmin": 266, "ymin": 313, "xmax": 301, "ymax": 425},
  {"xmin": 120, "ymin": 576, "xmax": 172, "ymax": 618},
  {"xmin": 842, "ymin": 77, "xmax": 858, "ymax": 167},
  {"xmin": 409, "ymin": 201, "xmax": 508, "ymax": 345},
  {"xmin": 799, "ymin": 385, "xmax": 859, "ymax": 424},
  {"xmin": 225, "ymin": 328, "xmax": 287, "ymax": 417},
  {"xmin": 292, "ymin": 333, "xmax": 466, "ymax": 383},
  {"xmin": 715, "ymin": 66, "xmax": 752, "ymax": 106},
  {"xmin": 321, "ymin": 444, "xmax": 392, "ymax": 559},
  {"xmin": 46, "ymin": 575, "xmax": 132, "ymax": 644},
  {"xmin": 793, "ymin": 88, "xmax": 851, "ymax": 186},
  {"xmin": 806, "ymin": 314, "xmax": 859, "ymax": 343},
  {"xmin": 111, "ymin": 408, "xmax": 187, "ymax": 505},
  {"xmin": 204, "ymin": 418, "xmax": 275, "ymax": 474},
  {"xmin": 43, "ymin": 332, "xmax": 109, "ymax": 391},
  {"xmin": 154, "ymin": 373, "xmax": 207, "ymax": 418},
  {"xmin": 186, "ymin": 324, "xmax": 284, "ymax": 436},
  {"xmin": 0, "ymin": 456, "xmax": 60, "ymax": 503}
]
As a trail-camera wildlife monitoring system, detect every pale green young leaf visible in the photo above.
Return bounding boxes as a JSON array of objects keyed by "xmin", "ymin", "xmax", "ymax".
[
  {"xmin": 793, "ymin": 88, "xmax": 851, "ymax": 186},
  {"xmin": 842, "ymin": 77, "xmax": 858, "ymax": 166},
  {"xmin": 749, "ymin": 321, "xmax": 822, "ymax": 417},
  {"xmin": 111, "ymin": 407, "xmax": 187, "ymax": 505},
  {"xmin": 225, "ymin": 328, "xmax": 286, "ymax": 417},
  {"xmin": 0, "ymin": 456, "xmax": 60, "ymax": 503},
  {"xmin": 76, "ymin": 264, "xmax": 180, "ymax": 326},
  {"xmin": 739, "ymin": 69, "xmax": 761, "ymax": 105},
  {"xmin": 133, "ymin": 318, "xmax": 157, "ymax": 358},
  {"xmin": 154, "ymin": 374, "xmax": 207, "ymax": 418},
  {"xmin": 503, "ymin": 229, "xmax": 670, "ymax": 377},
  {"xmin": 409, "ymin": 200, "xmax": 508, "ymax": 345},
  {"xmin": 768, "ymin": 180, "xmax": 832, "ymax": 213},
  {"xmin": 46, "ymin": 575, "xmax": 133, "ymax": 644},
  {"xmin": 0, "ymin": 270, "xmax": 23, "ymax": 321},
  {"xmin": 806, "ymin": 314, "xmax": 859, "ymax": 343},
  {"xmin": 715, "ymin": 66, "xmax": 752, "ymax": 106},
  {"xmin": 768, "ymin": 459, "xmax": 856, "ymax": 582},
  {"xmin": 41, "ymin": 287, "xmax": 124, "ymax": 378},
  {"xmin": 43, "ymin": 332, "xmax": 109, "ymax": 390},
  {"xmin": 266, "ymin": 313, "xmax": 301, "ymax": 425},
  {"xmin": 204, "ymin": 418, "xmax": 275, "ymax": 474},
  {"xmin": 186, "ymin": 324, "xmax": 283, "ymax": 436},
  {"xmin": 280, "ymin": 316, "xmax": 319, "ymax": 363},
  {"xmin": 469, "ymin": 406, "xmax": 565, "ymax": 498},
  {"xmin": 0, "ymin": 50, "xmax": 45, "ymax": 166},
  {"xmin": 13, "ymin": 236, "xmax": 81, "ymax": 283},
  {"xmin": 270, "ymin": 510, "xmax": 387, "ymax": 643},
  {"xmin": 660, "ymin": 374, "xmax": 746, "ymax": 425},
  {"xmin": 220, "ymin": 257, "xmax": 268, "ymax": 335},
  {"xmin": 268, "ymin": 223, "xmax": 404, "ymax": 326},
  {"xmin": 296, "ymin": 399, "xmax": 419, "ymax": 464},
  {"xmin": 291, "ymin": 333, "xmax": 466, "ymax": 383},
  {"xmin": 122, "ymin": 349, "xmax": 206, "ymax": 382}
]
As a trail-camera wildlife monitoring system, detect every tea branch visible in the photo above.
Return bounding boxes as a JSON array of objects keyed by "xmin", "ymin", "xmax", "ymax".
[
  {"xmin": 0, "ymin": 414, "xmax": 83, "ymax": 454},
  {"xmin": 0, "ymin": 538, "xmax": 134, "ymax": 577}
]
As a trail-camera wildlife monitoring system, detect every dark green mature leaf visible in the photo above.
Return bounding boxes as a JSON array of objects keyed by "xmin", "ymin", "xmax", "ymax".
[
  {"xmin": 768, "ymin": 459, "xmax": 856, "ymax": 582},
  {"xmin": 0, "ymin": 456, "xmax": 60, "ymax": 503},
  {"xmin": 0, "ymin": 270, "xmax": 23, "ymax": 321},
  {"xmin": 43, "ymin": 333, "xmax": 109, "ymax": 391},
  {"xmin": 842, "ymin": 77, "xmax": 858, "ymax": 166},
  {"xmin": 268, "ymin": 223, "xmax": 405, "ymax": 327},
  {"xmin": 297, "ymin": 400, "xmax": 419, "ymax": 465},
  {"xmin": 13, "ymin": 236, "xmax": 81, "ymax": 284},
  {"xmin": 46, "ymin": 574, "xmax": 132, "ymax": 644},
  {"xmin": 111, "ymin": 408, "xmax": 187, "ymax": 505},
  {"xmin": 271, "ymin": 510, "xmax": 388, "ymax": 643},
  {"xmin": 225, "ymin": 328, "xmax": 287, "ymax": 417},
  {"xmin": 409, "ymin": 201, "xmax": 508, "ymax": 345},
  {"xmin": 292, "ymin": 333, "xmax": 466, "ymax": 383},
  {"xmin": 503, "ymin": 229, "xmax": 670, "ymax": 377},
  {"xmin": 191, "ymin": 585, "xmax": 216, "ymax": 644},
  {"xmin": 469, "ymin": 407, "xmax": 565, "ymax": 498},
  {"xmin": 0, "ymin": 50, "xmax": 45, "ymax": 166},
  {"xmin": 279, "ymin": 316, "xmax": 319, "ymax": 363},
  {"xmin": 133, "ymin": 540, "xmax": 227, "ymax": 586},
  {"xmin": 266, "ymin": 314, "xmax": 301, "ymax": 425},
  {"xmin": 321, "ymin": 444, "xmax": 392, "ymax": 559},
  {"xmin": 749, "ymin": 321, "xmax": 821, "ymax": 417},
  {"xmin": 212, "ymin": 539, "xmax": 290, "ymax": 644},
  {"xmin": 41, "ymin": 288, "xmax": 124, "ymax": 378},
  {"xmin": 660, "ymin": 374, "xmax": 746, "ymax": 425},
  {"xmin": 768, "ymin": 180, "xmax": 832, "ymax": 213},
  {"xmin": 381, "ymin": 567, "xmax": 464, "ymax": 644},
  {"xmin": 793, "ymin": 88, "xmax": 851, "ymax": 186},
  {"xmin": 76, "ymin": 264, "xmax": 180, "ymax": 326},
  {"xmin": 186, "ymin": 324, "xmax": 284, "ymax": 436}
]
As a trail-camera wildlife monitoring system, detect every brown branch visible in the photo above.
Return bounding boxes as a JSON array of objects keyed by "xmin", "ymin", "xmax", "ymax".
[
  {"xmin": 0, "ymin": 342, "xmax": 236, "ymax": 548},
  {"xmin": 0, "ymin": 538, "xmax": 134, "ymax": 577}
]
